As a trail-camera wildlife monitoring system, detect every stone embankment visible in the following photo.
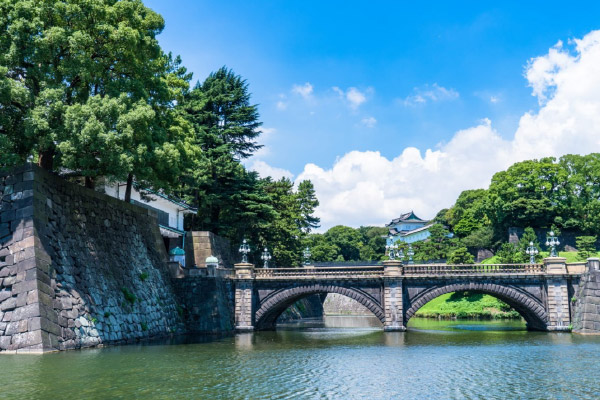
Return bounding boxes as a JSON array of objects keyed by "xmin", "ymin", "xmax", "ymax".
[
  {"xmin": 572, "ymin": 258, "xmax": 600, "ymax": 334},
  {"xmin": 323, "ymin": 293, "xmax": 372, "ymax": 316},
  {"xmin": 0, "ymin": 164, "xmax": 233, "ymax": 353},
  {"xmin": 277, "ymin": 294, "xmax": 325, "ymax": 322}
]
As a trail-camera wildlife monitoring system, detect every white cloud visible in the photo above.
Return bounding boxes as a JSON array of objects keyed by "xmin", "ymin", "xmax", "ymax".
[
  {"xmin": 403, "ymin": 83, "xmax": 459, "ymax": 106},
  {"xmin": 346, "ymin": 87, "xmax": 367, "ymax": 109},
  {"xmin": 248, "ymin": 160, "xmax": 294, "ymax": 180},
  {"xmin": 490, "ymin": 96, "xmax": 499, "ymax": 103},
  {"xmin": 276, "ymin": 101, "xmax": 287, "ymax": 110},
  {"xmin": 333, "ymin": 86, "xmax": 372, "ymax": 109},
  {"xmin": 292, "ymin": 82, "xmax": 313, "ymax": 99},
  {"xmin": 294, "ymin": 30, "xmax": 600, "ymax": 230},
  {"xmin": 360, "ymin": 117, "xmax": 377, "ymax": 128}
]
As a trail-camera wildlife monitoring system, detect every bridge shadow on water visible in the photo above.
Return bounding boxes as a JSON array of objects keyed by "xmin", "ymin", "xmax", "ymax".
[{"xmin": 231, "ymin": 315, "xmax": 584, "ymax": 351}]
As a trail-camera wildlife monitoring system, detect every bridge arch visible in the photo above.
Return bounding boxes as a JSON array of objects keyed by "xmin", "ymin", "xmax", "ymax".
[
  {"xmin": 404, "ymin": 282, "xmax": 548, "ymax": 330},
  {"xmin": 255, "ymin": 284, "xmax": 385, "ymax": 330}
]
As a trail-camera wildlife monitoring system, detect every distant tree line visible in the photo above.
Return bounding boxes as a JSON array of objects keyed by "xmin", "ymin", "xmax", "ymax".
[
  {"xmin": 311, "ymin": 154, "xmax": 600, "ymax": 265},
  {"xmin": 0, "ymin": 0, "xmax": 320, "ymax": 266},
  {"xmin": 437, "ymin": 154, "xmax": 600, "ymax": 262}
]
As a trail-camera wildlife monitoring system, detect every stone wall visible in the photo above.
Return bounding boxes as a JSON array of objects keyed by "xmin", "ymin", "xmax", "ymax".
[
  {"xmin": 0, "ymin": 164, "xmax": 187, "ymax": 353},
  {"xmin": 171, "ymin": 277, "xmax": 234, "ymax": 333},
  {"xmin": 185, "ymin": 231, "xmax": 233, "ymax": 269},
  {"xmin": 277, "ymin": 294, "xmax": 325, "ymax": 322},
  {"xmin": 323, "ymin": 293, "xmax": 372, "ymax": 316},
  {"xmin": 572, "ymin": 258, "xmax": 600, "ymax": 334},
  {"xmin": 508, "ymin": 227, "xmax": 586, "ymax": 251}
]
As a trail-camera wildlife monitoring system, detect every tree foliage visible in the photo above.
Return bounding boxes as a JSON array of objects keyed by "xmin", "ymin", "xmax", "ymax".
[
  {"xmin": 0, "ymin": 0, "xmax": 193, "ymax": 195},
  {"xmin": 576, "ymin": 236, "xmax": 597, "ymax": 261},
  {"xmin": 303, "ymin": 226, "xmax": 387, "ymax": 262},
  {"xmin": 448, "ymin": 246, "xmax": 474, "ymax": 264},
  {"xmin": 444, "ymin": 154, "xmax": 600, "ymax": 256}
]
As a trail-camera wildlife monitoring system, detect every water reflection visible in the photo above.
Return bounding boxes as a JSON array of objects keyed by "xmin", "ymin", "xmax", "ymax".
[
  {"xmin": 235, "ymin": 333, "xmax": 255, "ymax": 350},
  {"xmin": 0, "ymin": 317, "xmax": 599, "ymax": 399}
]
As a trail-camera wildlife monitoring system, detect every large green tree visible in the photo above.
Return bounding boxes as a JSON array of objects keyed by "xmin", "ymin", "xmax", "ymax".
[
  {"xmin": 180, "ymin": 67, "xmax": 263, "ymax": 230},
  {"xmin": 486, "ymin": 157, "xmax": 566, "ymax": 236},
  {"xmin": 0, "ymin": 0, "xmax": 192, "ymax": 196}
]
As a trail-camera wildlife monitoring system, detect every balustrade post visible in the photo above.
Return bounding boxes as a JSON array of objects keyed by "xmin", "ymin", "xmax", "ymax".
[
  {"xmin": 383, "ymin": 260, "xmax": 406, "ymax": 331},
  {"xmin": 234, "ymin": 262, "xmax": 255, "ymax": 332},
  {"xmin": 586, "ymin": 257, "xmax": 600, "ymax": 272}
]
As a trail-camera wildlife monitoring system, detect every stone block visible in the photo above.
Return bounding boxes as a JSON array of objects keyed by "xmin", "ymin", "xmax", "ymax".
[
  {"xmin": 22, "ymin": 171, "xmax": 34, "ymax": 182},
  {"xmin": 0, "ymin": 335, "xmax": 11, "ymax": 349},
  {"xmin": 11, "ymin": 303, "xmax": 40, "ymax": 321},
  {"xmin": 11, "ymin": 330, "xmax": 42, "ymax": 348},
  {"xmin": 0, "ymin": 297, "xmax": 17, "ymax": 311},
  {"xmin": 12, "ymin": 279, "xmax": 36, "ymax": 295}
]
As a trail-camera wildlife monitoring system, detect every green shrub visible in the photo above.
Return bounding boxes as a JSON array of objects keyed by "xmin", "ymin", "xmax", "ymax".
[
  {"xmin": 121, "ymin": 287, "xmax": 137, "ymax": 305},
  {"xmin": 576, "ymin": 236, "xmax": 597, "ymax": 260},
  {"xmin": 104, "ymin": 311, "xmax": 111, "ymax": 318},
  {"xmin": 448, "ymin": 246, "xmax": 474, "ymax": 264},
  {"xmin": 176, "ymin": 304, "xmax": 184, "ymax": 317},
  {"xmin": 141, "ymin": 322, "xmax": 148, "ymax": 332},
  {"xmin": 495, "ymin": 243, "xmax": 525, "ymax": 264},
  {"xmin": 139, "ymin": 271, "xmax": 150, "ymax": 281}
]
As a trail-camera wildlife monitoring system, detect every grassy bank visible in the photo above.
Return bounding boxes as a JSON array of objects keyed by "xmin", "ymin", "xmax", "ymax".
[{"xmin": 415, "ymin": 291, "xmax": 521, "ymax": 319}]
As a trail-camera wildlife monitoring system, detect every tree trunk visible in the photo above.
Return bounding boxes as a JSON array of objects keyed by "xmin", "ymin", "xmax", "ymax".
[
  {"xmin": 37, "ymin": 149, "xmax": 55, "ymax": 171},
  {"xmin": 84, "ymin": 176, "xmax": 95, "ymax": 189},
  {"xmin": 124, "ymin": 173, "xmax": 133, "ymax": 202}
]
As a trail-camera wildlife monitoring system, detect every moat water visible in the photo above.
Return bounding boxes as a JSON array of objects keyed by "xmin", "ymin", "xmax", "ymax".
[{"xmin": 1, "ymin": 316, "xmax": 599, "ymax": 399}]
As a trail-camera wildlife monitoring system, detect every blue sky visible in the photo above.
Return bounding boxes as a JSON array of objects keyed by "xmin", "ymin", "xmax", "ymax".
[{"xmin": 146, "ymin": 1, "xmax": 600, "ymax": 229}]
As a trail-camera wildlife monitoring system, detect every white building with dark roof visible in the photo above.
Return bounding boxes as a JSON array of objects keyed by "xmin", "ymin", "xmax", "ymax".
[
  {"xmin": 386, "ymin": 211, "xmax": 433, "ymax": 244},
  {"xmin": 100, "ymin": 182, "xmax": 196, "ymax": 261}
]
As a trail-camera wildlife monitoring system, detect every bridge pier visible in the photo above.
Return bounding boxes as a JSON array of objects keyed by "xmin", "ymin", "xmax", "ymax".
[
  {"xmin": 544, "ymin": 257, "xmax": 571, "ymax": 331},
  {"xmin": 383, "ymin": 260, "xmax": 406, "ymax": 331},
  {"xmin": 234, "ymin": 262, "xmax": 255, "ymax": 332}
]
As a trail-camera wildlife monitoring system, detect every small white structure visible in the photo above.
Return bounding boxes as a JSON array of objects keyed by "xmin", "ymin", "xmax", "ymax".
[{"xmin": 100, "ymin": 182, "xmax": 196, "ymax": 264}]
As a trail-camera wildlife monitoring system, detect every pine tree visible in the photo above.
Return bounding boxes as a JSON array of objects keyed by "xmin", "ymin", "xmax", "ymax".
[
  {"xmin": 576, "ymin": 236, "xmax": 597, "ymax": 260},
  {"xmin": 296, "ymin": 180, "xmax": 320, "ymax": 234}
]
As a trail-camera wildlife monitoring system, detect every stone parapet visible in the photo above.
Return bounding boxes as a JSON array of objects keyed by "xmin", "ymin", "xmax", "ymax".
[
  {"xmin": 234, "ymin": 263, "xmax": 254, "ymax": 279},
  {"xmin": 545, "ymin": 257, "xmax": 567, "ymax": 274},
  {"xmin": 382, "ymin": 260, "xmax": 403, "ymax": 277}
]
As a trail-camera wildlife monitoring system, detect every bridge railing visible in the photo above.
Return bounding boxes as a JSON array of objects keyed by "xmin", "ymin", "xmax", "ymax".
[
  {"xmin": 255, "ymin": 266, "xmax": 384, "ymax": 278},
  {"xmin": 403, "ymin": 263, "xmax": 545, "ymax": 275}
]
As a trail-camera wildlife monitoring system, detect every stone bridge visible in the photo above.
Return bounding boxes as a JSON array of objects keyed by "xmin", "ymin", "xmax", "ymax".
[{"xmin": 232, "ymin": 257, "xmax": 590, "ymax": 332}]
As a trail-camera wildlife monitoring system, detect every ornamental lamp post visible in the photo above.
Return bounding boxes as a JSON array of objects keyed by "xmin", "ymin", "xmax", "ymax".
[
  {"xmin": 239, "ymin": 239, "xmax": 251, "ymax": 263},
  {"xmin": 261, "ymin": 247, "xmax": 272, "ymax": 269},
  {"xmin": 525, "ymin": 241, "xmax": 539, "ymax": 264},
  {"xmin": 545, "ymin": 231, "xmax": 560, "ymax": 257},
  {"xmin": 407, "ymin": 244, "xmax": 415, "ymax": 265},
  {"xmin": 303, "ymin": 247, "xmax": 312, "ymax": 266},
  {"xmin": 397, "ymin": 248, "xmax": 405, "ymax": 262},
  {"xmin": 386, "ymin": 237, "xmax": 398, "ymax": 260}
]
